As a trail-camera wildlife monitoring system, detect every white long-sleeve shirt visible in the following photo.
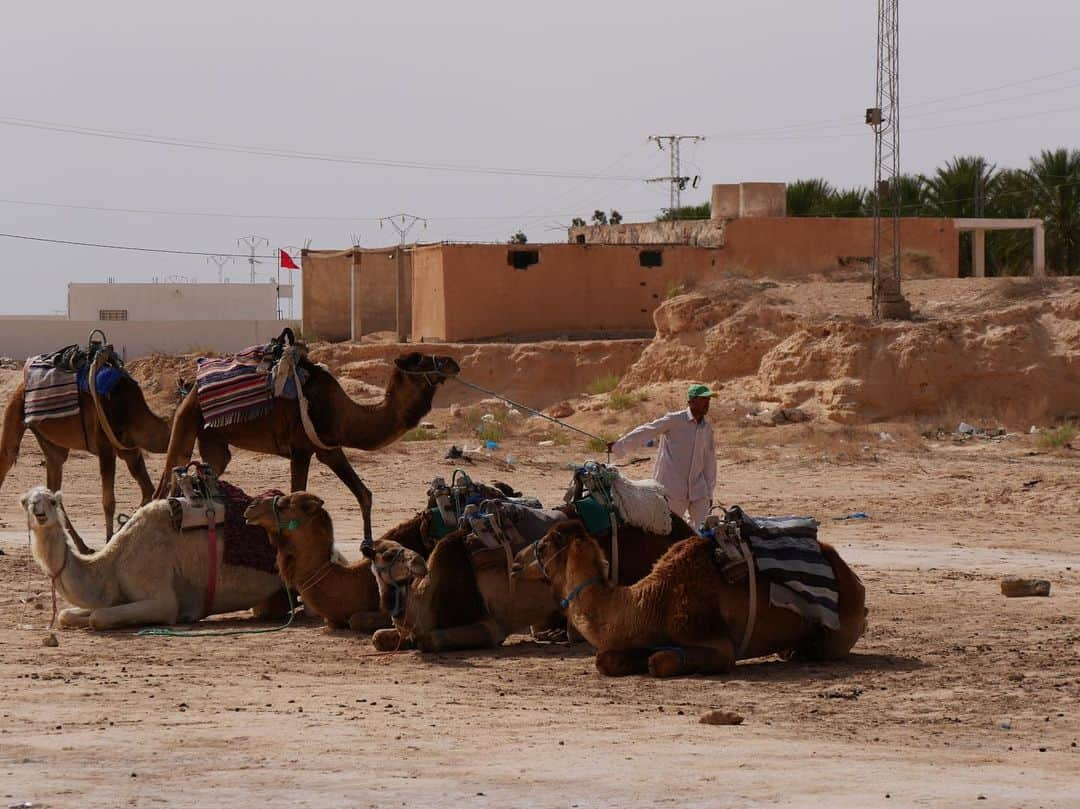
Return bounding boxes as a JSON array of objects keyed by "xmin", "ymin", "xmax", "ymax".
[{"xmin": 610, "ymin": 408, "xmax": 717, "ymax": 503}]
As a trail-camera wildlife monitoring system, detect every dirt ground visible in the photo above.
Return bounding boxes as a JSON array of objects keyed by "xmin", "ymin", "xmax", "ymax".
[{"xmin": 2, "ymin": 402, "xmax": 1078, "ymax": 808}]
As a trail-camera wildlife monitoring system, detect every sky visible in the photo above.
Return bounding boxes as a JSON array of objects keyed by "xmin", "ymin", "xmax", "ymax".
[{"xmin": 2, "ymin": 0, "xmax": 1078, "ymax": 314}]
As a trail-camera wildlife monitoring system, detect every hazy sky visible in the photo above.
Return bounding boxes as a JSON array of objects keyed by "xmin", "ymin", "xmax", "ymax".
[{"xmin": 2, "ymin": 1, "xmax": 1078, "ymax": 314}]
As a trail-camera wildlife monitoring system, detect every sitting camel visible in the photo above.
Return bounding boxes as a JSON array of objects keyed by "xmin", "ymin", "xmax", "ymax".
[
  {"xmin": 362, "ymin": 503, "xmax": 694, "ymax": 653},
  {"xmin": 513, "ymin": 521, "xmax": 868, "ymax": 678},
  {"xmin": 23, "ymin": 486, "xmax": 286, "ymax": 629},
  {"xmin": 154, "ymin": 352, "xmax": 460, "ymax": 543},
  {"xmin": 1, "ymin": 373, "xmax": 172, "ymax": 548},
  {"xmin": 244, "ymin": 492, "xmax": 389, "ymax": 632}
]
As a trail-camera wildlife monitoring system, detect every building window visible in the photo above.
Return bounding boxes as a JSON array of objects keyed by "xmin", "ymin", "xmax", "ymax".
[
  {"xmin": 98, "ymin": 309, "xmax": 128, "ymax": 321},
  {"xmin": 639, "ymin": 250, "xmax": 663, "ymax": 267},
  {"xmin": 507, "ymin": 250, "xmax": 540, "ymax": 270}
]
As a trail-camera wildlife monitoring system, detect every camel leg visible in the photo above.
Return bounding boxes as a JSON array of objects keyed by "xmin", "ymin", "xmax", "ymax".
[
  {"xmin": 0, "ymin": 384, "xmax": 27, "ymax": 491},
  {"xmin": 647, "ymin": 639, "xmax": 736, "ymax": 678},
  {"xmin": 313, "ymin": 447, "xmax": 374, "ymax": 543},
  {"xmin": 98, "ymin": 448, "xmax": 117, "ymax": 541},
  {"xmin": 595, "ymin": 649, "xmax": 651, "ymax": 677},
  {"xmin": 349, "ymin": 610, "xmax": 392, "ymax": 633},
  {"xmin": 88, "ymin": 597, "xmax": 179, "ymax": 630},
  {"xmin": 197, "ymin": 430, "xmax": 232, "ymax": 478},
  {"xmin": 37, "ymin": 435, "xmax": 69, "ymax": 492},
  {"xmin": 153, "ymin": 390, "xmax": 203, "ymax": 498},
  {"xmin": 372, "ymin": 628, "xmax": 414, "ymax": 651},
  {"xmin": 289, "ymin": 450, "xmax": 312, "ymax": 493},
  {"xmin": 252, "ymin": 588, "xmax": 293, "ymax": 620},
  {"xmin": 419, "ymin": 618, "xmax": 501, "ymax": 652},
  {"xmin": 118, "ymin": 447, "xmax": 155, "ymax": 506},
  {"xmin": 59, "ymin": 607, "xmax": 92, "ymax": 629}
]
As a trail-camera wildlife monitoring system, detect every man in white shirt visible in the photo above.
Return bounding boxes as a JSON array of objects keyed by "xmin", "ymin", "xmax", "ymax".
[{"xmin": 607, "ymin": 384, "xmax": 718, "ymax": 529}]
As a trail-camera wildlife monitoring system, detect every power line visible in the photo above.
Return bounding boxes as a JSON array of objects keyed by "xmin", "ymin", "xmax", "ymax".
[
  {"xmin": 0, "ymin": 231, "xmax": 277, "ymax": 258},
  {"xmin": 0, "ymin": 115, "xmax": 646, "ymax": 182}
]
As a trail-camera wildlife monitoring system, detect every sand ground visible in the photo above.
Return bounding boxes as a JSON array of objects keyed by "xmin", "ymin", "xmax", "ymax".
[{"xmin": 1, "ymin": 415, "xmax": 1078, "ymax": 808}]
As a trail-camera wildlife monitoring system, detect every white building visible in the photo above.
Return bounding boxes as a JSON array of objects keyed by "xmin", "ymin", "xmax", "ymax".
[{"xmin": 0, "ymin": 280, "xmax": 297, "ymax": 361}]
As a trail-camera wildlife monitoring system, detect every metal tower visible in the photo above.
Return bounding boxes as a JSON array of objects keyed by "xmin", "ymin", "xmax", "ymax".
[
  {"xmin": 866, "ymin": 0, "xmax": 911, "ymax": 319},
  {"xmin": 646, "ymin": 135, "xmax": 704, "ymax": 219}
]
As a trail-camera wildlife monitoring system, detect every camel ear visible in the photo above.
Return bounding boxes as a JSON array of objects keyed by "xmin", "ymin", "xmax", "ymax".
[
  {"xmin": 360, "ymin": 543, "xmax": 376, "ymax": 560},
  {"xmin": 408, "ymin": 554, "xmax": 428, "ymax": 578},
  {"xmin": 298, "ymin": 495, "xmax": 324, "ymax": 516},
  {"xmin": 19, "ymin": 491, "xmax": 30, "ymax": 509},
  {"xmin": 54, "ymin": 490, "xmax": 64, "ymax": 506}
]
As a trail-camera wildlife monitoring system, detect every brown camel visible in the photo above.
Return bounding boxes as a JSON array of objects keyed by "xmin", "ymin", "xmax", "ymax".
[
  {"xmin": 513, "ymin": 521, "xmax": 868, "ymax": 678},
  {"xmin": 1, "ymin": 376, "xmax": 171, "ymax": 548},
  {"xmin": 154, "ymin": 352, "xmax": 460, "ymax": 542},
  {"xmin": 362, "ymin": 508, "xmax": 694, "ymax": 653},
  {"xmin": 244, "ymin": 492, "xmax": 390, "ymax": 631}
]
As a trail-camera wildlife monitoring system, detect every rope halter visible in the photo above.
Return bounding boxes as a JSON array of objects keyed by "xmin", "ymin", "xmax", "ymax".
[{"xmin": 271, "ymin": 496, "xmax": 304, "ymax": 534}]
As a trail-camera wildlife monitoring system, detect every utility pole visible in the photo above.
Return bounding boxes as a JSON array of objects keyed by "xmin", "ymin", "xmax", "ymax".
[
  {"xmin": 646, "ymin": 134, "xmax": 704, "ymax": 219},
  {"xmin": 237, "ymin": 235, "xmax": 269, "ymax": 284},
  {"xmin": 379, "ymin": 213, "xmax": 426, "ymax": 342},
  {"xmin": 349, "ymin": 233, "xmax": 361, "ymax": 341},
  {"xmin": 866, "ymin": 0, "xmax": 911, "ymax": 319},
  {"xmin": 206, "ymin": 254, "xmax": 232, "ymax": 283}
]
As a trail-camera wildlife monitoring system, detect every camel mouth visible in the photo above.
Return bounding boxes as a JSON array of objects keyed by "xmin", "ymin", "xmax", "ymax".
[{"xmin": 32, "ymin": 509, "xmax": 50, "ymax": 525}]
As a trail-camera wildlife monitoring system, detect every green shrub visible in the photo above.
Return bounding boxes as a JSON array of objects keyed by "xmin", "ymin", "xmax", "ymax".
[
  {"xmin": 586, "ymin": 374, "xmax": 620, "ymax": 395},
  {"xmin": 1038, "ymin": 425, "xmax": 1077, "ymax": 450},
  {"xmin": 403, "ymin": 426, "xmax": 440, "ymax": 442},
  {"xmin": 586, "ymin": 433, "xmax": 617, "ymax": 454},
  {"xmin": 607, "ymin": 391, "xmax": 647, "ymax": 412}
]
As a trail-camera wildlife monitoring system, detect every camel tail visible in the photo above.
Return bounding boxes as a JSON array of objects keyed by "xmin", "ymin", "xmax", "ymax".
[{"xmin": 0, "ymin": 382, "xmax": 28, "ymax": 491}]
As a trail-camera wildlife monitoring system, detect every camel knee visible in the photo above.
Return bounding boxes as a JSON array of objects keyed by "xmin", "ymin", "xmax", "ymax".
[
  {"xmin": 252, "ymin": 589, "xmax": 293, "ymax": 620},
  {"xmin": 348, "ymin": 611, "xmax": 391, "ymax": 633},
  {"xmin": 596, "ymin": 649, "xmax": 649, "ymax": 677},
  {"xmin": 372, "ymin": 628, "xmax": 409, "ymax": 651},
  {"xmin": 647, "ymin": 648, "xmax": 688, "ymax": 678},
  {"xmin": 59, "ymin": 608, "xmax": 92, "ymax": 629}
]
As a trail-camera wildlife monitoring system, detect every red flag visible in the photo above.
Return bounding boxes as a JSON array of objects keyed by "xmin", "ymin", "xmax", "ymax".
[{"xmin": 279, "ymin": 249, "xmax": 299, "ymax": 270}]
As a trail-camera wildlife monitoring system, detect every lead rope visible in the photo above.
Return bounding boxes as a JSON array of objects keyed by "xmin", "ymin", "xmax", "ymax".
[
  {"xmin": 736, "ymin": 535, "xmax": 757, "ymax": 660},
  {"xmin": 88, "ymin": 351, "xmax": 137, "ymax": 452}
]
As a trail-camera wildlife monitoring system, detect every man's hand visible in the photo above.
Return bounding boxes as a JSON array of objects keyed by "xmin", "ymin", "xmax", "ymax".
[{"xmin": 605, "ymin": 441, "xmax": 615, "ymax": 453}]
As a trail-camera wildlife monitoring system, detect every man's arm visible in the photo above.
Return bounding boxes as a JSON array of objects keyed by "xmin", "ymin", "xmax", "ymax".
[
  {"xmin": 704, "ymin": 426, "xmax": 717, "ymax": 497},
  {"xmin": 610, "ymin": 412, "xmax": 677, "ymax": 457}
]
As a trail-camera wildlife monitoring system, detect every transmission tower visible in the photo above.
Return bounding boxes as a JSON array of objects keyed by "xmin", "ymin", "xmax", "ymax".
[
  {"xmin": 379, "ymin": 214, "xmax": 427, "ymax": 342},
  {"xmin": 206, "ymin": 254, "xmax": 232, "ymax": 283},
  {"xmin": 646, "ymin": 134, "xmax": 704, "ymax": 219},
  {"xmin": 866, "ymin": 0, "xmax": 911, "ymax": 319},
  {"xmin": 237, "ymin": 235, "xmax": 269, "ymax": 283}
]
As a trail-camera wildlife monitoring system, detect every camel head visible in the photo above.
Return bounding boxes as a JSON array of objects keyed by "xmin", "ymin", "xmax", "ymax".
[
  {"xmin": 361, "ymin": 539, "xmax": 427, "ymax": 617},
  {"xmin": 393, "ymin": 352, "xmax": 460, "ymax": 388},
  {"xmin": 21, "ymin": 486, "xmax": 64, "ymax": 529},
  {"xmin": 512, "ymin": 520, "xmax": 607, "ymax": 585},
  {"xmin": 244, "ymin": 492, "xmax": 326, "ymax": 550}
]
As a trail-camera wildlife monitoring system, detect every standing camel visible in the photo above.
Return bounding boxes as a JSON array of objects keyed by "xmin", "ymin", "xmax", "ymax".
[
  {"xmin": 154, "ymin": 352, "xmax": 460, "ymax": 543},
  {"xmin": 0, "ymin": 375, "xmax": 171, "ymax": 549}
]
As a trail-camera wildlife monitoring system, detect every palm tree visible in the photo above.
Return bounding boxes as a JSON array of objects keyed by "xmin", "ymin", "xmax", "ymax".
[
  {"xmin": 987, "ymin": 168, "xmax": 1035, "ymax": 275},
  {"xmin": 1023, "ymin": 148, "xmax": 1080, "ymax": 274},
  {"xmin": 787, "ymin": 179, "xmax": 835, "ymax": 216},
  {"xmin": 826, "ymin": 187, "xmax": 868, "ymax": 217},
  {"xmin": 926, "ymin": 156, "xmax": 1000, "ymax": 275}
]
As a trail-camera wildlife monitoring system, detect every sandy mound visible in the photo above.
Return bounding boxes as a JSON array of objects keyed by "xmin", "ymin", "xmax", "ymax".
[{"xmin": 623, "ymin": 277, "xmax": 1080, "ymax": 425}]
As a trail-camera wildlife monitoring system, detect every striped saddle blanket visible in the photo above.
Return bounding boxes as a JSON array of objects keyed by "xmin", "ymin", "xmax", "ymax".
[
  {"xmin": 742, "ymin": 515, "xmax": 840, "ymax": 631},
  {"xmin": 195, "ymin": 345, "xmax": 304, "ymax": 429},
  {"xmin": 23, "ymin": 356, "xmax": 127, "ymax": 425}
]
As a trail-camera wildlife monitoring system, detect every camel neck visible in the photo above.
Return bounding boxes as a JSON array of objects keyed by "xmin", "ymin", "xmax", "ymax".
[
  {"xmin": 338, "ymin": 375, "xmax": 439, "ymax": 450},
  {"xmin": 32, "ymin": 525, "xmax": 113, "ymax": 608}
]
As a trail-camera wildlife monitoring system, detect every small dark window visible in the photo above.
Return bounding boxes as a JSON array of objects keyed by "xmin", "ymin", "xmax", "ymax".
[
  {"xmin": 639, "ymin": 250, "xmax": 663, "ymax": 267},
  {"xmin": 575, "ymin": 234, "xmax": 586, "ymax": 244},
  {"xmin": 508, "ymin": 250, "xmax": 539, "ymax": 270}
]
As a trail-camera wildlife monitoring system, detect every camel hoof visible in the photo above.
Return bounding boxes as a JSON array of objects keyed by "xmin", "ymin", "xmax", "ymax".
[
  {"xmin": 371, "ymin": 628, "xmax": 402, "ymax": 652},
  {"xmin": 647, "ymin": 649, "xmax": 686, "ymax": 678},
  {"xmin": 595, "ymin": 650, "xmax": 641, "ymax": 677}
]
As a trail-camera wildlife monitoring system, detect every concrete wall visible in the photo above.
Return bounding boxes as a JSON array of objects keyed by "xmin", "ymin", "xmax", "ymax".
[
  {"xmin": 301, "ymin": 248, "xmax": 411, "ymax": 342},
  {"xmin": 0, "ymin": 319, "xmax": 295, "ymax": 361},
  {"xmin": 720, "ymin": 217, "xmax": 957, "ymax": 278},
  {"xmin": 738, "ymin": 183, "xmax": 787, "ymax": 218},
  {"xmin": 566, "ymin": 219, "xmax": 724, "ymax": 248},
  {"xmin": 68, "ymin": 282, "xmax": 280, "ymax": 321},
  {"xmin": 412, "ymin": 243, "xmax": 722, "ymax": 342}
]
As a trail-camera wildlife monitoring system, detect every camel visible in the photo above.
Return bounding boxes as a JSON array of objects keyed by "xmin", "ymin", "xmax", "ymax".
[
  {"xmin": 1, "ymin": 376, "xmax": 172, "ymax": 548},
  {"xmin": 23, "ymin": 486, "xmax": 286, "ymax": 629},
  {"xmin": 243, "ymin": 492, "xmax": 390, "ymax": 632},
  {"xmin": 361, "ymin": 506, "xmax": 694, "ymax": 653},
  {"xmin": 513, "ymin": 521, "xmax": 868, "ymax": 678},
  {"xmin": 153, "ymin": 352, "xmax": 460, "ymax": 543}
]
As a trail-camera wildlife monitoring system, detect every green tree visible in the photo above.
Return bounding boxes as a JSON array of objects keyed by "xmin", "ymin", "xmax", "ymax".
[
  {"xmin": 825, "ymin": 187, "xmax": 868, "ymax": 217},
  {"xmin": 508, "ymin": 231, "xmax": 527, "ymax": 244},
  {"xmin": 570, "ymin": 217, "xmax": 586, "ymax": 227},
  {"xmin": 926, "ymin": 156, "xmax": 1000, "ymax": 275},
  {"xmin": 787, "ymin": 178, "xmax": 835, "ymax": 216},
  {"xmin": 591, "ymin": 210, "xmax": 608, "ymax": 225},
  {"xmin": 655, "ymin": 201, "xmax": 710, "ymax": 221},
  {"xmin": 1024, "ymin": 148, "xmax": 1080, "ymax": 274},
  {"xmin": 609, "ymin": 209, "xmax": 623, "ymax": 225}
]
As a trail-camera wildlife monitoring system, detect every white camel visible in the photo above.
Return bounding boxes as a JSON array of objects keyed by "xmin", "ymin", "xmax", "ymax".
[{"xmin": 22, "ymin": 486, "xmax": 286, "ymax": 630}]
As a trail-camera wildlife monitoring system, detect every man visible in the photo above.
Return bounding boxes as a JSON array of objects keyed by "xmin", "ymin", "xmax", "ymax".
[{"xmin": 607, "ymin": 384, "xmax": 718, "ymax": 529}]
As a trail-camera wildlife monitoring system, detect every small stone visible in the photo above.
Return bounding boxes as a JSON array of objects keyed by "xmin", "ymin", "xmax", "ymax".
[
  {"xmin": 1001, "ymin": 577, "xmax": 1051, "ymax": 597},
  {"xmin": 420, "ymin": 421, "xmax": 436, "ymax": 430},
  {"xmin": 42, "ymin": 633, "xmax": 58, "ymax": 648},
  {"xmin": 548, "ymin": 401, "xmax": 574, "ymax": 419},
  {"xmin": 699, "ymin": 710, "xmax": 744, "ymax": 726}
]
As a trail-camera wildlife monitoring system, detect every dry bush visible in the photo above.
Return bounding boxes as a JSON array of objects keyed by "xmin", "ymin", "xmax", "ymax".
[
  {"xmin": 586, "ymin": 374, "xmax": 621, "ymax": 395},
  {"xmin": 607, "ymin": 390, "xmax": 648, "ymax": 412},
  {"xmin": 1038, "ymin": 425, "xmax": 1077, "ymax": 450}
]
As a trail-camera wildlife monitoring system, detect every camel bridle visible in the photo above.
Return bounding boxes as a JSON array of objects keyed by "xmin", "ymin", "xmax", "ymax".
[
  {"xmin": 397, "ymin": 356, "xmax": 456, "ymax": 388},
  {"xmin": 373, "ymin": 547, "xmax": 415, "ymax": 619},
  {"xmin": 271, "ymin": 496, "xmax": 305, "ymax": 534}
]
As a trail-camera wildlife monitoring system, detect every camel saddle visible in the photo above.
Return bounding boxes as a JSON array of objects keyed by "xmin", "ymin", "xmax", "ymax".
[
  {"xmin": 463, "ymin": 500, "xmax": 568, "ymax": 574},
  {"xmin": 165, "ymin": 463, "xmax": 225, "ymax": 530}
]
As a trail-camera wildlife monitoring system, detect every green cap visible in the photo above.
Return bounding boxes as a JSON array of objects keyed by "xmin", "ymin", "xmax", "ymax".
[{"xmin": 687, "ymin": 384, "xmax": 718, "ymax": 401}]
